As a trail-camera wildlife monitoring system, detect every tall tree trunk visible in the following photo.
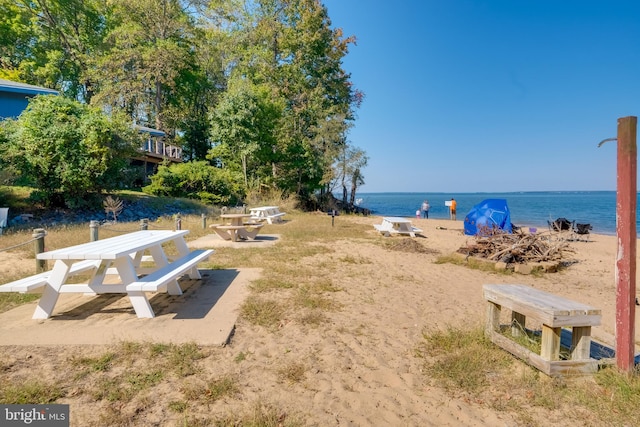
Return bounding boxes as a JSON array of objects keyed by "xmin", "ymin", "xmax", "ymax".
[
  {"xmin": 242, "ymin": 154, "xmax": 248, "ymax": 186},
  {"xmin": 155, "ymin": 80, "xmax": 162, "ymax": 130},
  {"xmin": 350, "ymin": 168, "xmax": 362, "ymax": 205}
]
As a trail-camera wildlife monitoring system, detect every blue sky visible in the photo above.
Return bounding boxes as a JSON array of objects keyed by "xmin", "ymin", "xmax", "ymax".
[{"xmin": 322, "ymin": 0, "xmax": 640, "ymax": 193}]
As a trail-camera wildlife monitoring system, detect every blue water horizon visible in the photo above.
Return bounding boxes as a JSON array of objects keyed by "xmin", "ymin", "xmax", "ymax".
[{"xmin": 352, "ymin": 191, "xmax": 628, "ymax": 236}]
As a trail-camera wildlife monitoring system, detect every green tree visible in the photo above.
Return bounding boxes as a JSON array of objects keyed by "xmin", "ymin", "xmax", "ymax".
[
  {"xmin": 90, "ymin": 0, "xmax": 199, "ymax": 132},
  {"xmin": 225, "ymin": 0, "xmax": 363, "ymax": 202},
  {"xmin": 0, "ymin": 95, "xmax": 139, "ymax": 207},
  {"xmin": 208, "ymin": 80, "xmax": 280, "ymax": 188},
  {"xmin": 333, "ymin": 145, "xmax": 368, "ymax": 206},
  {"xmin": 1, "ymin": 0, "xmax": 109, "ymax": 101}
]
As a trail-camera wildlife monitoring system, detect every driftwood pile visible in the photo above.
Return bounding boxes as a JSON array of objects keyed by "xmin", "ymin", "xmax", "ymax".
[{"xmin": 458, "ymin": 232, "xmax": 574, "ymax": 264}]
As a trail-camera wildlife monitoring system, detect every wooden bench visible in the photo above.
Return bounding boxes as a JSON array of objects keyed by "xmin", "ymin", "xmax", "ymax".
[
  {"xmin": 126, "ymin": 249, "xmax": 213, "ymax": 293},
  {"xmin": 0, "ymin": 260, "xmax": 101, "ymax": 294},
  {"xmin": 483, "ymin": 284, "xmax": 602, "ymax": 376}
]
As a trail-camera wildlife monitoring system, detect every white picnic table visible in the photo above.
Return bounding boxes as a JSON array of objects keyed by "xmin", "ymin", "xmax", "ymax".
[
  {"xmin": 373, "ymin": 217, "xmax": 423, "ymax": 237},
  {"xmin": 24, "ymin": 230, "xmax": 212, "ymax": 319},
  {"xmin": 249, "ymin": 206, "xmax": 286, "ymax": 224}
]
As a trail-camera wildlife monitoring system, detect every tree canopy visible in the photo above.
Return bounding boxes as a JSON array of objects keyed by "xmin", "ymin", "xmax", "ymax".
[{"xmin": 0, "ymin": 0, "xmax": 367, "ymax": 207}]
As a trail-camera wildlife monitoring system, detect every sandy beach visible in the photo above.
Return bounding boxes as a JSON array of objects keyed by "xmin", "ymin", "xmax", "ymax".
[{"xmin": 0, "ymin": 214, "xmax": 637, "ymax": 426}]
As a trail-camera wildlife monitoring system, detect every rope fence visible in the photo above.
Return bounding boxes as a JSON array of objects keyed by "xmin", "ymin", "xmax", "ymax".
[
  {"xmin": 0, "ymin": 212, "xmax": 221, "ymax": 274},
  {"xmin": 0, "ymin": 229, "xmax": 47, "ymax": 273},
  {"xmin": 0, "ymin": 237, "xmax": 38, "ymax": 253}
]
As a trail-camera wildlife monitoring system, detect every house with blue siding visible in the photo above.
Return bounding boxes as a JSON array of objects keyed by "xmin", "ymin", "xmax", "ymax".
[
  {"xmin": 0, "ymin": 79, "xmax": 58, "ymax": 119},
  {"xmin": 0, "ymin": 79, "xmax": 181, "ymax": 185}
]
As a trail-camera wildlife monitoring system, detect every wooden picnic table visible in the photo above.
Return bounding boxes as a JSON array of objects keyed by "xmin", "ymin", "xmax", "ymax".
[
  {"xmin": 210, "ymin": 214, "xmax": 263, "ymax": 242},
  {"xmin": 10, "ymin": 230, "xmax": 213, "ymax": 319},
  {"xmin": 221, "ymin": 213, "xmax": 252, "ymax": 226}
]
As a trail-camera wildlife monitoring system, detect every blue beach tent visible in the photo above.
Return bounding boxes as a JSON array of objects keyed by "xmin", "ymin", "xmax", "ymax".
[{"xmin": 463, "ymin": 199, "xmax": 513, "ymax": 236}]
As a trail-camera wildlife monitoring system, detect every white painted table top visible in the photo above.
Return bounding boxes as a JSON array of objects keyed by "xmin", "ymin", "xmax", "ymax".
[
  {"xmin": 383, "ymin": 217, "xmax": 411, "ymax": 224},
  {"xmin": 36, "ymin": 230, "xmax": 189, "ymax": 260}
]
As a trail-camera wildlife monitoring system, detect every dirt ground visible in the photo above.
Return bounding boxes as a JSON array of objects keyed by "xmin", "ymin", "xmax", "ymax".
[{"xmin": 0, "ymin": 216, "xmax": 637, "ymax": 426}]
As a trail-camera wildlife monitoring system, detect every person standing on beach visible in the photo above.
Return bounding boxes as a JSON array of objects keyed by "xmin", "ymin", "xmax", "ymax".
[
  {"xmin": 421, "ymin": 200, "xmax": 430, "ymax": 219},
  {"xmin": 450, "ymin": 198, "xmax": 457, "ymax": 220}
]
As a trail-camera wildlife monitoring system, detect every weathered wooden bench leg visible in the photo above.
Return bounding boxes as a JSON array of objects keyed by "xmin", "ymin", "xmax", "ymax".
[
  {"xmin": 571, "ymin": 326, "xmax": 592, "ymax": 360},
  {"xmin": 241, "ymin": 230, "xmax": 255, "ymax": 240},
  {"xmin": 511, "ymin": 312, "xmax": 526, "ymax": 338},
  {"xmin": 485, "ymin": 301, "xmax": 501, "ymax": 336},
  {"xmin": 212, "ymin": 227, "xmax": 232, "ymax": 241},
  {"xmin": 541, "ymin": 324, "xmax": 561, "ymax": 361}
]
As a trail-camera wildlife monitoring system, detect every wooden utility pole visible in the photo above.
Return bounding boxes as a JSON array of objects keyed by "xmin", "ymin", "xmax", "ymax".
[{"xmin": 615, "ymin": 116, "xmax": 637, "ymax": 372}]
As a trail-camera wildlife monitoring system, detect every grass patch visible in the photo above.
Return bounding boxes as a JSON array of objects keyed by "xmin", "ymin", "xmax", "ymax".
[
  {"xmin": 168, "ymin": 400, "xmax": 188, "ymax": 413},
  {"xmin": 250, "ymin": 276, "xmax": 297, "ymax": 292},
  {"xmin": 234, "ymin": 351, "xmax": 249, "ymax": 363},
  {"xmin": 292, "ymin": 285, "xmax": 338, "ymax": 311},
  {"xmin": 419, "ymin": 325, "xmax": 513, "ymax": 392},
  {"xmin": 435, "ymin": 253, "xmax": 513, "ymax": 274},
  {"xmin": 165, "ymin": 342, "xmax": 205, "ymax": 377},
  {"xmin": 210, "ymin": 402, "xmax": 305, "ymax": 427},
  {"xmin": 277, "ymin": 362, "xmax": 306, "ymax": 384},
  {"xmin": 125, "ymin": 369, "xmax": 165, "ymax": 391},
  {"xmin": 339, "ymin": 254, "xmax": 371, "ymax": 264},
  {"xmin": 0, "ymin": 292, "xmax": 41, "ymax": 314},
  {"xmin": 92, "ymin": 377, "xmax": 135, "ymax": 402},
  {"xmin": 182, "ymin": 375, "xmax": 239, "ymax": 402},
  {"xmin": 298, "ymin": 309, "xmax": 328, "ymax": 326},
  {"xmin": 0, "ymin": 381, "xmax": 65, "ymax": 404},
  {"xmin": 70, "ymin": 352, "xmax": 116, "ymax": 379},
  {"xmin": 417, "ymin": 324, "xmax": 640, "ymax": 426},
  {"xmin": 241, "ymin": 295, "xmax": 286, "ymax": 329}
]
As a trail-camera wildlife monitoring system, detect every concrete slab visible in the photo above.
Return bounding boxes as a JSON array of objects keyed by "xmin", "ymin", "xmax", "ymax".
[{"xmin": 0, "ymin": 268, "xmax": 260, "ymax": 346}]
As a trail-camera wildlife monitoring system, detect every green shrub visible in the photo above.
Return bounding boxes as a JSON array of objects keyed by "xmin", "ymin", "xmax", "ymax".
[{"xmin": 142, "ymin": 160, "xmax": 244, "ymax": 205}]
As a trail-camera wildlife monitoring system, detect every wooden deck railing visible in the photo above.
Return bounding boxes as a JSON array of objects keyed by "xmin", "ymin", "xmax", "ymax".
[{"xmin": 141, "ymin": 140, "xmax": 182, "ymax": 161}]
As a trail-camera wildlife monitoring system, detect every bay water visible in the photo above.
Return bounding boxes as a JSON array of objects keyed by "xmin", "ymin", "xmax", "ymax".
[{"xmin": 354, "ymin": 191, "xmax": 626, "ymax": 236}]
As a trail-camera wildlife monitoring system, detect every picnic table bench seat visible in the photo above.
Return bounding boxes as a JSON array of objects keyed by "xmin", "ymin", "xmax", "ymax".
[
  {"xmin": 265, "ymin": 211, "xmax": 286, "ymax": 221},
  {"xmin": 209, "ymin": 222, "xmax": 264, "ymax": 242},
  {"xmin": 126, "ymin": 249, "xmax": 213, "ymax": 293},
  {"xmin": 0, "ymin": 259, "xmax": 101, "ymax": 294},
  {"xmin": 213, "ymin": 223, "xmax": 264, "ymax": 231},
  {"xmin": 249, "ymin": 206, "xmax": 286, "ymax": 224}
]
